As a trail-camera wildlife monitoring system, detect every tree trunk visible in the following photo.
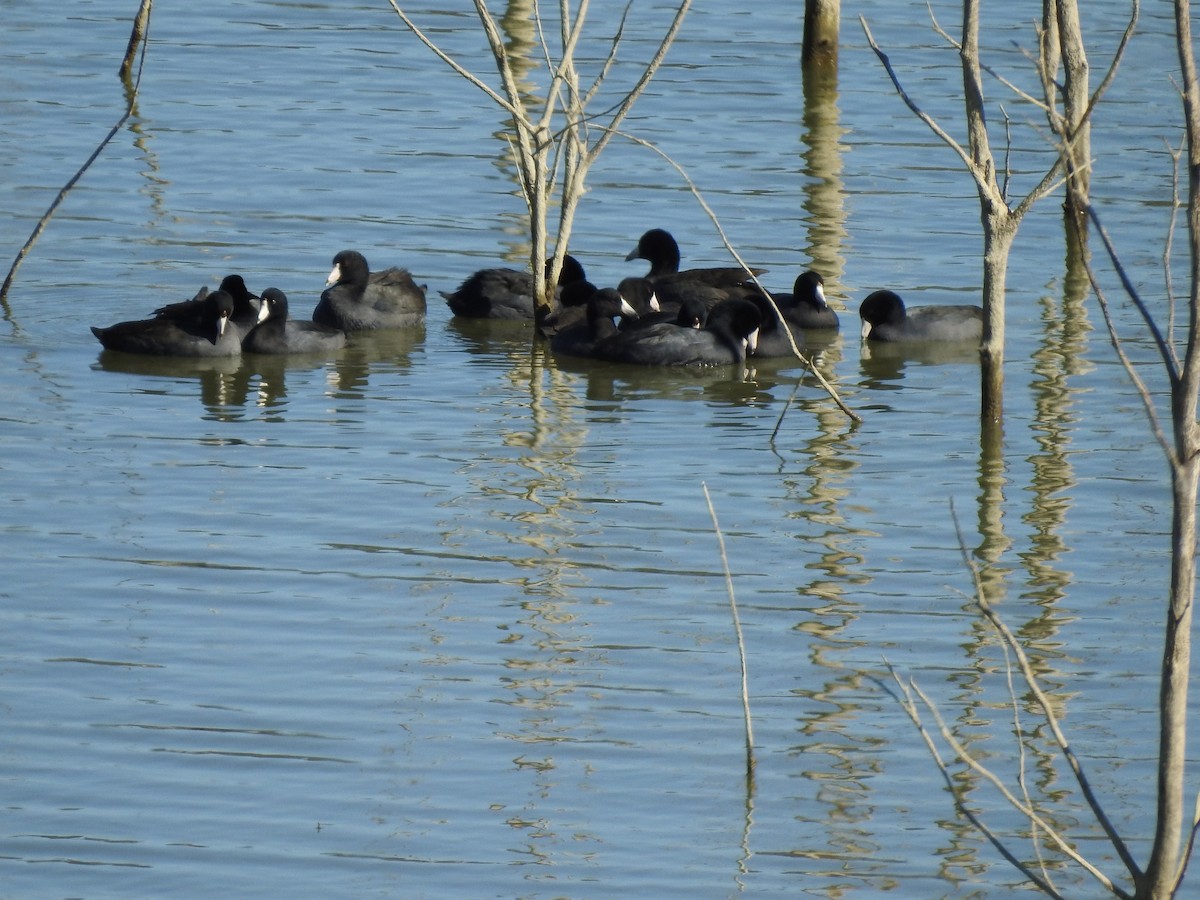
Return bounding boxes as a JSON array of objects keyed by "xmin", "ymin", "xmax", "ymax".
[
  {"xmin": 529, "ymin": 143, "xmax": 551, "ymax": 321},
  {"xmin": 961, "ymin": 0, "xmax": 1010, "ymax": 423},
  {"xmin": 802, "ymin": 0, "xmax": 839, "ymax": 70},
  {"xmin": 1138, "ymin": 461, "xmax": 1198, "ymax": 898},
  {"xmin": 1055, "ymin": 0, "xmax": 1091, "ymax": 233},
  {"xmin": 979, "ymin": 209, "xmax": 1014, "ymax": 424},
  {"xmin": 119, "ymin": 0, "xmax": 153, "ymax": 82},
  {"xmin": 1141, "ymin": 4, "xmax": 1200, "ymax": 895}
]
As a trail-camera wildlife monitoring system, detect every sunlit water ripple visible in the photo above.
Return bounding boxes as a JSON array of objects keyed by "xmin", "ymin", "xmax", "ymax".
[{"xmin": 1, "ymin": 1, "xmax": 1193, "ymax": 897}]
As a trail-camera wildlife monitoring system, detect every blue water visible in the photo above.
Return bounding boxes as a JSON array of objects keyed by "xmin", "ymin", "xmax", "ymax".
[{"xmin": 1, "ymin": 2, "xmax": 1194, "ymax": 897}]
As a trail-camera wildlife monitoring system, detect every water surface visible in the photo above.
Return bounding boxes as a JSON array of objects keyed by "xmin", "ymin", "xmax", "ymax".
[{"xmin": 1, "ymin": 2, "xmax": 1193, "ymax": 897}]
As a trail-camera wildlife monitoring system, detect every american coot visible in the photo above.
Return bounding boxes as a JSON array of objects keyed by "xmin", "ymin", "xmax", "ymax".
[
  {"xmin": 244, "ymin": 288, "xmax": 347, "ymax": 355},
  {"xmin": 313, "ymin": 250, "xmax": 427, "ymax": 331},
  {"xmin": 592, "ymin": 297, "xmax": 762, "ymax": 367},
  {"xmin": 625, "ymin": 228, "xmax": 764, "ymax": 312},
  {"xmin": 618, "ymin": 279, "xmax": 699, "ymax": 334},
  {"xmin": 617, "ymin": 277, "xmax": 661, "ymax": 318},
  {"xmin": 537, "ymin": 278, "xmax": 598, "ymax": 337},
  {"xmin": 154, "ymin": 274, "xmax": 267, "ymax": 342},
  {"xmin": 441, "ymin": 254, "xmax": 589, "ymax": 319},
  {"xmin": 744, "ymin": 271, "xmax": 839, "ymax": 357},
  {"xmin": 859, "ymin": 289, "xmax": 983, "ymax": 343},
  {"xmin": 92, "ymin": 290, "xmax": 241, "ymax": 357},
  {"xmin": 745, "ymin": 292, "xmax": 805, "ymax": 358},
  {"xmin": 771, "ymin": 271, "xmax": 839, "ymax": 331},
  {"xmin": 550, "ymin": 288, "xmax": 639, "ymax": 358}
]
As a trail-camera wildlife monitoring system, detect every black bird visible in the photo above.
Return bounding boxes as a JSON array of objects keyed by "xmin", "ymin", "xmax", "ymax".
[
  {"xmin": 441, "ymin": 254, "xmax": 589, "ymax": 320},
  {"xmin": 625, "ymin": 228, "xmax": 764, "ymax": 313},
  {"xmin": 768, "ymin": 270, "xmax": 839, "ymax": 331},
  {"xmin": 314, "ymin": 250, "xmax": 427, "ymax": 331},
  {"xmin": 592, "ymin": 297, "xmax": 762, "ymax": 367},
  {"xmin": 92, "ymin": 290, "xmax": 240, "ymax": 357},
  {"xmin": 859, "ymin": 290, "xmax": 983, "ymax": 343},
  {"xmin": 154, "ymin": 274, "xmax": 267, "ymax": 342},
  {"xmin": 244, "ymin": 288, "xmax": 347, "ymax": 355},
  {"xmin": 550, "ymin": 288, "xmax": 640, "ymax": 358}
]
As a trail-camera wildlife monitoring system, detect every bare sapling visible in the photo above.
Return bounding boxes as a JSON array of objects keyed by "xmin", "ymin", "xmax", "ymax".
[{"xmin": 388, "ymin": 0, "xmax": 692, "ymax": 321}]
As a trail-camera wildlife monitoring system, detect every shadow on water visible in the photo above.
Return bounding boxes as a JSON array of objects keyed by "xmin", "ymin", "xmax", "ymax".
[
  {"xmin": 927, "ymin": 219, "xmax": 1098, "ymax": 885},
  {"xmin": 857, "ymin": 339, "xmax": 987, "ymax": 388},
  {"xmin": 446, "ymin": 316, "xmax": 540, "ymax": 359},
  {"xmin": 552, "ymin": 353, "xmax": 774, "ymax": 405},
  {"xmin": 323, "ymin": 326, "xmax": 425, "ymax": 398},
  {"xmin": 92, "ymin": 350, "xmax": 251, "ymax": 417},
  {"xmin": 92, "ymin": 325, "xmax": 424, "ymax": 418}
]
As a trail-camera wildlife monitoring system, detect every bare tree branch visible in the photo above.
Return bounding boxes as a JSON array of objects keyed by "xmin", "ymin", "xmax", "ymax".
[
  {"xmin": 858, "ymin": 18, "xmax": 978, "ymax": 186},
  {"xmin": 927, "ymin": 3, "xmax": 1052, "ymax": 113},
  {"xmin": 879, "ymin": 664, "xmax": 1070, "ymax": 899},
  {"xmin": 948, "ymin": 504, "xmax": 1142, "ymax": 882},
  {"xmin": 386, "ymin": 2, "xmax": 525, "ymax": 122},
  {"xmin": 610, "ymin": 128, "xmax": 860, "ymax": 422},
  {"xmin": 1, "ymin": 2, "xmax": 153, "ymax": 308},
  {"xmin": 703, "ymin": 483, "xmax": 755, "ymax": 781}
]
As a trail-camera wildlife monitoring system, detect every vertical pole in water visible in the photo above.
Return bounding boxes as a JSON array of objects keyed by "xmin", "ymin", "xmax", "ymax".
[
  {"xmin": 802, "ymin": 0, "xmax": 840, "ymax": 70},
  {"xmin": 119, "ymin": 0, "xmax": 153, "ymax": 82}
]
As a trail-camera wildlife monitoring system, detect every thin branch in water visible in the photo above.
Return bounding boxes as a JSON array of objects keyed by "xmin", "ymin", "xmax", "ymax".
[
  {"xmin": 1, "ymin": 2, "xmax": 153, "ymax": 308},
  {"xmin": 1164, "ymin": 133, "xmax": 1186, "ymax": 358},
  {"xmin": 387, "ymin": 1, "xmax": 528, "ymax": 124},
  {"xmin": 947, "ymin": 502, "xmax": 1142, "ymax": 883},
  {"xmin": 609, "ymin": 127, "xmax": 859, "ymax": 422},
  {"xmin": 993, "ymin": 594, "xmax": 1058, "ymax": 893},
  {"xmin": 119, "ymin": 0, "xmax": 152, "ymax": 81},
  {"xmin": 769, "ymin": 382, "xmax": 800, "ymax": 446},
  {"xmin": 1000, "ymin": 104, "xmax": 1013, "ymax": 203},
  {"xmin": 703, "ymin": 482, "xmax": 755, "ymax": 782},
  {"xmin": 912, "ymin": 672, "xmax": 1131, "ymax": 897},
  {"xmin": 859, "ymin": 17, "xmax": 975, "ymax": 176},
  {"xmin": 877, "ymin": 663, "xmax": 1068, "ymax": 899},
  {"xmin": 927, "ymin": 2, "xmax": 1052, "ymax": 114},
  {"xmin": 1076, "ymin": 1, "xmax": 1140, "ymax": 135},
  {"xmin": 1075, "ymin": 204, "xmax": 1179, "ymax": 463}
]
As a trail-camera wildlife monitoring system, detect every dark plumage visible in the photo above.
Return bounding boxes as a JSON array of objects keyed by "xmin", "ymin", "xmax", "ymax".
[
  {"xmin": 441, "ymin": 254, "xmax": 588, "ymax": 320},
  {"xmin": 745, "ymin": 292, "xmax": 804, "ymax": 358},
  {"xmin": 537, "ymin": 278, "xmax": 599, "ymax": 337},
  {"xmin": 244, "ymin": 288, "xmax": 347, "ymax": 355},
  {"xmin": 770, "ymin": 270, "xmax": 839, "ymax": 331},
  {"xmin": 859, "ymin": 290, "xmax": 983, "ymax": 343},
  {"xmin": 625, "ymin": 228, "xmax": 764, "ymax": 313},
  {"xmin": 617, "ymin": 277, "xmax": 661, "ymax": 318},
  {"xmin": 550, "ymin": 288, "xmax": 639, "ymax": 358},
  {"xmin": 744, "ymin": 271, "xmax": 839, "ymax": 357},
  {"xmin": 314, "ymin": 250, "xmax": 427, "ymax": 331},
  {"xmin": 592, "ymin": 297, "xmax": 762, "ymax": 367},
  {"xmin": 154, "ymin": 274, "xmax": 267, "ymax": 342},
  {"xmin": 92, "ymin": 290, "xmax": 240, "ymax": 357},
  {"xmin": 151, "ymin": 284, "xmax": 211, "ymax": 320},
  {"xmin": 616, "ymin": 279, "xmax": 693, "ymax": 333}
]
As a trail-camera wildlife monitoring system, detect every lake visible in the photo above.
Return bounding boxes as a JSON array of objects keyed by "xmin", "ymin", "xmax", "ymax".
[{"xmin": 1, "ymin": 1, "xmax": 1193, "ymax": 897}]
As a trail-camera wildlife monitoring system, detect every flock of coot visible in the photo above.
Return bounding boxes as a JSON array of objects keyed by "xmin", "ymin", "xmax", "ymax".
[{"xmin": 91, "ymin": 228, "xmax": 984, "ymax": 365}]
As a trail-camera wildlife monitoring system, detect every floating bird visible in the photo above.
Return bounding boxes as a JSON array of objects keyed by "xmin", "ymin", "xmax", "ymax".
[
  {"xmin": 244, "ymin": 288, "xmax": 346, "ymax": 354},
  {"xmin": 92, "ymin": 290, "xmax": 241, "ymax": 357},
  {"xmin": 314, "ymin": 250, "xmax": 426, "ymax": 331},
  {"xmin": 859, "ymin": 290, "xmax": 983, "ymax": 343}
]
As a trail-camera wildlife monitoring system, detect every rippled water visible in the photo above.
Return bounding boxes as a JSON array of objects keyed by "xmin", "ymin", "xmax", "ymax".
[{"xmin": 1, "ymin": 1, "xmax": 1194, "ymax": 897}]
